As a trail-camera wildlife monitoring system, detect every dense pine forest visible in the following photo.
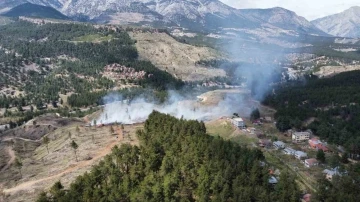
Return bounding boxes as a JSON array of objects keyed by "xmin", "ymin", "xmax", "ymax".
[
  {"xmin": 37, "ymin": 111, "xmax": 300, "ymax": 202},
  {"xmin": 263, "ymin": 71, "xmax": 360, "ymax": 157},
  {"xmin": 0, "ymin": 20, "xmax": 183, "ymax": 110}
]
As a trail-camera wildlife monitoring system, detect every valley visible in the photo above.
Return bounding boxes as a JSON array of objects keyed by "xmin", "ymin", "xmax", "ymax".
[{"xmin": 0, "ymin": 1, "xmax": 360, "ymax": 201}]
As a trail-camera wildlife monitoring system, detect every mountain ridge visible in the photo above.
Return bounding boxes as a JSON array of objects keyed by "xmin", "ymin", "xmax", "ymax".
[{"xmin": 312, "ymin": 6, "xmax": 360, "ymax": 38}]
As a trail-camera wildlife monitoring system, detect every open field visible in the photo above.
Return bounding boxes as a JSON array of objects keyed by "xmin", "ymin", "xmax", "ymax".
[
  {"xmin": 0, "ymin": 114, "xmax": 142, "ymax": 202},
  {"xmin": 314, "ymin": 65, "xmax": 360, "ymax": 78},
  {"xmin": 129, "ymin": 32, "xmax": 226, "ymax": 81}
]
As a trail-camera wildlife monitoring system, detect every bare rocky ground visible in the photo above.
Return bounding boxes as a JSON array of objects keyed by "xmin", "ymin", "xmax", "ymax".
[
  {"xmin": 314, "ymin": 65, "xmax": 360, "ymax": 78},
  {"xmin": 129, "ymin": 32, "xmax": 226, "ymax": 81},
  {"xmin": 0, "ymin": 113, "xmax": 141, "ymax": 202}
]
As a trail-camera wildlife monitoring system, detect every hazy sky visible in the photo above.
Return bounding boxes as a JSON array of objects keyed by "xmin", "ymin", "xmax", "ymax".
[{"xmin": 219, "ymin": 0, "xmax": 359, "ymax": 20}]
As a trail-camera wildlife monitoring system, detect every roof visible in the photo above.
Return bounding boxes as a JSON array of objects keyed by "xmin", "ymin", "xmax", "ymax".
[
  {"xmin": 274, "ymin": 141, "xmax": 285, "ymax": 145},
  {"xmin": 305, "ymin": 158, "xmax": 318, "ymax": 165},
  {"xmin": 233, "ymin": 118, "xmax": 244, "ymax": 122},
  {"xmin": 293, "ymin": 132, "xmax": 310, "ymax": 137},
  {"xmin": 295, "ymin": 151, "xmax": 307, "ymax": 156},
  {"xmin": 316, "ymin": 144, "xmax": 328, "ymax": 151},
  {"xmin": 268, "ymin": 176, "xmax": 278, "ymax": 184},
  {"xmin": 284, "ymin": 148, "xmax": 296, "ymax": 153}
]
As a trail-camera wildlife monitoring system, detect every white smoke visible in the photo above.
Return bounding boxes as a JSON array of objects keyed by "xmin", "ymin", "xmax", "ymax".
[{"xmin": 96, "ymin": 90, "xmax": 253, "ymax": 124}]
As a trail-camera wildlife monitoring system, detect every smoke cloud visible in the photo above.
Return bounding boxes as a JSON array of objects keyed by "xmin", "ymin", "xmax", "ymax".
[{"xmin": 95, "ymin": 90, "xmax": 254, "ymax": 124}]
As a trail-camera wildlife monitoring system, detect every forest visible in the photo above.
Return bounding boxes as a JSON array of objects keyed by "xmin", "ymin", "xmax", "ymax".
[
  {"xmin": 263, "ymin": 71, "xmax": 360, "ymax": 157},
  {"xmin": 0, "ymin": 20, "xmax": 183, "ymax": 110},
  {"xmin": 37, "ymin": 111, "xmax": 300, "ymax": 202}
]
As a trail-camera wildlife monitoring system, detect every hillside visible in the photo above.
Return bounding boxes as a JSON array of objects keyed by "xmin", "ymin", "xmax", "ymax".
[
  {"xmin": 35, "ymin": 111, "xmax": 300, "ymax": 202},
  {"xmin": 3, "ymin": 3, "xmax": 70, "ymax": 20},
  {"xmin": 0, "ymin": 114, "xmax": 141, "ymax": 202},
  {"xmin": 312, "ymin": 6, "xmax": 360, "ymax": 38},
  {"xmin": 129, "ymin": 31, "xmax": 226, "ymax": 81}
]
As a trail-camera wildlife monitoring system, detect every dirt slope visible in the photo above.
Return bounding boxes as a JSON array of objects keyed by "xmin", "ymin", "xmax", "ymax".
[{"xmin": 129, "ymin": 32, "xmax": 226, "ymax": 81}]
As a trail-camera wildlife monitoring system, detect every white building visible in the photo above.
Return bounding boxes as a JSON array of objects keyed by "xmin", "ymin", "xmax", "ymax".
[
  {"xmin": 284, "ymin": 147, "xmax": 296, "ymax": 155},
  {"xmin": 231, "ymin": 117, "xmax": 245, "ymax": 129},
  {"xmin": 304, "ymin": 158, "xmax": 318, "ymax": 168},
  {"xmin": 295, "ymin": 151, "xmax": 307, "ymax": 159},
  {"xmin": 292, "ymin": 132, "xmax": 311, "ymax": 143},
  {"xmin": 273, "ymin": 141, "xmax": 286, "ymax": 149}
]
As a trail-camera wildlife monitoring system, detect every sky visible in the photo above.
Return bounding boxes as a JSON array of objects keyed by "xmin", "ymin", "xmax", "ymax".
[{"xmin": 219, "ymin": 0, "xmax": 360, "ymax": 20}]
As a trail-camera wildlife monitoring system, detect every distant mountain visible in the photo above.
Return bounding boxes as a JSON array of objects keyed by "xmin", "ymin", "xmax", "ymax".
[
  {"xmin": 3, "ymin": 3, "xmax": 70, "ymax": 20},
  {"xmin": 0, "ymin": 0, "xmax": 327, "ymax": 36},
  {"xmin": 312, "ymin": 6, "xmax": 360, "ymax": 38},
  {"xmin": 241, "ymin": 7, "xmax": 327, "ymax": 36}
]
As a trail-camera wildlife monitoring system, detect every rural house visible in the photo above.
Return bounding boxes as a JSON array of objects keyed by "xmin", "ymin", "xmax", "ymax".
[
  {"xmin": 309, "ymin": 138, "xmax": 329, "ymax": 152},
  {"xmin": 231, "ymin": 117, "xmax": 245, "ymax": 129},
  {"xmin": 283, "ymin": 147, "xmax": 296, "ymax": 155},
  {"xmin": 304, "ymin": 158, "xmax": 318, "ymax": 168},
  {"xmin": 292, "ymin": 131, "xmax": 311, "ymax": 143},
  {"xmin": 273, "ymin": 141, "xmax": 286, "ymax": 149},
  {"xmin": 295, "ymin": 151, "xmax": 308, "ymax": 159}
]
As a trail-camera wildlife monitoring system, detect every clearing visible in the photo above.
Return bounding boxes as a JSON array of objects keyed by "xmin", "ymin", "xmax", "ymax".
[
  {"xmin": 314, "ymin": 65, "xmax": 360, "ymax": 78},
  {"xmin": 0, "ymin": 113, "xmax": 142, "ymax": 202},
  {"xmin": 129, "ymin": 32, "xmax": 226, "ymax": 81}
]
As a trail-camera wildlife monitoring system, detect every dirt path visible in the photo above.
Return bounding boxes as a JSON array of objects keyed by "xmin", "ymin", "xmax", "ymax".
[
  {"xmin": 0, "ymin": 147, "xmax": 15, "ymax": 173},
  {"xmin": 3, "ymin": 129, "xmax": 135, "ymax": 194}
]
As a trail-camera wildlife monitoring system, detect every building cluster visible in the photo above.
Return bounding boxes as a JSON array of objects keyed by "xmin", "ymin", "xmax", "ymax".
[
  {"xmin": 103, "ymin": 64, "xmax": 149, "ymax": 81},
  {"xmin": 273, "ymin": 140, "xmax": 322, "ymax": 168}
]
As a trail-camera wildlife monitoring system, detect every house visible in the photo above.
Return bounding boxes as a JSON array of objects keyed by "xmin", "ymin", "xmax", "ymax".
[
  {"xmin": 231, "ymin": 117, "xmax": 245, "ymax": 129},
  {"xmin": 309, "ymin": 138, "xmax": 329, "ymax": 152},
  {"xmin": 292, "ymin": 131, "xmax": 311, "ymax": 143},
  {"xmin": 283, "ymin": 147, "xmax": 296, "ymax": 155},
  {"xmin": 273, "ymin": 141, "xmax": 286, "ymax": 149},
  {"xmin": 304, "ymin": 158, "xmax": 318, "ymax": 168},
  {"xmin": 268, "ymin": 176, "xmax": 278, "ymax": 184},
  {"xmin": 259, "ymin": 139, "xmax": 272, "ymax": 148},
  {"xmin": 295, "ymin": 151, "xmax": 307, "ymax": 159},
  {"xmin": 323, "ymin": 167, "xmax": 345, "ymax": 181}
]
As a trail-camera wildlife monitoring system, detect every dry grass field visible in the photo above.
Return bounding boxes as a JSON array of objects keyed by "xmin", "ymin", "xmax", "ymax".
[
  {"xmin": 129, "ymin": 32, "xmax": 226, "ymax": 81},
  {"xmin": 0, "ymin": 114, "xmax": 142, "ymax": 202}
]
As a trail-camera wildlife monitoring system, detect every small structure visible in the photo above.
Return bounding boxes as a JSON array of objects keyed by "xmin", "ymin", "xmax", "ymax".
[
  {"xmin": 295, "ymin": 151, "xmax": 308, "ymax": 159},
  {"xmin": 323, "ymin": 167, "xmax": 344, "ymax": 181},
  {"xmin": 305, "ymin": 158, "xmax": 318, "ymax": 168},
  {"xmin": 273, "ymin": 141, "xmax": 285, "ymax": 149},
  {"xmin": 302, "ymin": 194, "xmax": 311, "ymax": 202},
  {"xmin": 283, "ymin": 147, "xmax": 296, "ymax": 155},
  {"xmin": 292, "ymin": 131, "xmax": 311, "ymax": 143},
  {"xmin": 309, "ymin": 138, "xmax": 329, "ymax": 152},
  {"xmin": 268, "ymin": 176, "xmax": 278, "ymax": 184},
  {"xmin": 231, "ymin": 117, "xmax": 245, "ymax": 129},
  {"xmin": 259, "ymin": 139, "xmax": 272, "ymax": 148}
]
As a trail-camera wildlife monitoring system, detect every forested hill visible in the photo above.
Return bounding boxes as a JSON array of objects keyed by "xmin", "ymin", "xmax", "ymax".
[
  {"xmin": 2, "ymin": 3, "xmax": 70, "ymax": 20},
  {"xmin": 263, "ymin": 71, "xmax": 360, "ymax": 157},
  {"xmin": 37, "ymin": 111, "xmax": 299, "ymax": 202},
  {"xmin": 0, "ymin": 20, "xmax": 183, "ymax": 111}
]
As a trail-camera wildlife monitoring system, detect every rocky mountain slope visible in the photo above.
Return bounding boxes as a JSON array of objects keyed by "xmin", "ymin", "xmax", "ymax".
[
  {"xmin": 312, "ymin": 6, "xmax": 360, "ymax": 38},
  {"xmin": 241, "ymin": 7, "xmax": 326, "ymax": 36},
  {"xmin": 0, "ymin": 0, "xmax": 327, "ymax": 36}
]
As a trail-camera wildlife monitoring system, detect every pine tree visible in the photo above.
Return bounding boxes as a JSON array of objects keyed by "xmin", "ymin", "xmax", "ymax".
[
  {"xmin": 71, "ymin": 140, "xmax": 79, "ymax": 162},
  {"xmin": 43, "ymin": 136, "xmax": 50, "ymax": 154},
  {"xmin": 316, "ymin": 149, "xmax": 326, "ymax": 163}
]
